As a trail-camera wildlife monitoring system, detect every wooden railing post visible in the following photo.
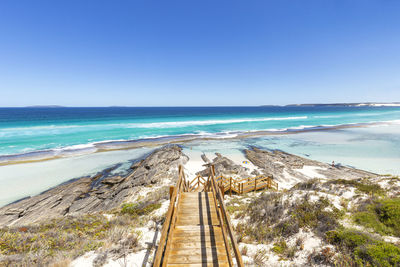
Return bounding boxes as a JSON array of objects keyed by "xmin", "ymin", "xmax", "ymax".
[
  {"xmin": 169, "ymin": 186, "xmax": 174, "ymax": 199},
  {"xmin": 229, "ymin": 177, "xmax": 232, "ymax": 197},
  {"xmin": 254, "ymin": 178, "xmax": 257, "ymax": 191},
  {"xmin": 220, "ymin": 184, "xmax": 225, "ymax": 199}
]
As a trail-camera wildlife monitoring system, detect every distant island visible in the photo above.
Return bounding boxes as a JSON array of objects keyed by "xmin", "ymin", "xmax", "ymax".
[{"xmin": 284, "ymin": 102, "xmax": 400, "ymax": 107}]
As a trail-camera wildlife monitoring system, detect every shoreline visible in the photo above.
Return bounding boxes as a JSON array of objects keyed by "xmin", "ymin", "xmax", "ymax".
[
  {"xmin": 0, "ymin": 120, "xmax": 393, "ymax": 166},
  {"xmin": 0, "ymin": 145, "xmax": 377, "ymax": 222}
]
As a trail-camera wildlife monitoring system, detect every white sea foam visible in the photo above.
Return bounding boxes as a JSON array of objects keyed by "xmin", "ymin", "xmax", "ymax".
[
  {"xmin": 0, "ymin": 116, "xmax": 308, "ymax": 132},
  {"xmin": 2, "ymin": 119, "xmax": 400, "ymax": 165},
  {"xmin": 313, "ymin": 115, "xmax": 343, "ymax": 119},
  {"xmin": 123, "ymin": 116, "xmax": 309, "ymax": 128}
]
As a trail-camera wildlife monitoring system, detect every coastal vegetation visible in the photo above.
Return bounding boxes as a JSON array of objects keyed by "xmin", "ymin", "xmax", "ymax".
[
  {"xmin": 326, "ymin": 228, "xmax": 400, "ymax": 266},
  {"xmin": 226, "ymin": 175, "xmax": 400, "ymax": 266},
  {"xmin": 327, "ymin": 178, "xmax": 385, "ymax": 196},
  {"xmin": 0, "ymin": 186, "xmax": 168, "ymax": 266},
  {"xmin": 354, "ymin": 197, "xmax": 400, "ymax": 237},
  {"xmin": 0, "ymin": 213, "xmax": 139, "ymax": 266}
]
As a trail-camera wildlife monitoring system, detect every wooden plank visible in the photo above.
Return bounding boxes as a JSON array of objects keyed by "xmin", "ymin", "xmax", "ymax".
[
  {"xmin": 173, "ymin": 226, "xmax": 222, "ymax": 233},
  {"xmin": 172, "ymin": 234, "xmax": 225, "ymax": 243},
  {"xmin": 176, "ymin": 215, "xmax": 220, "ymax": 221},
  {"xmin": 168, "ymin": 247, "xmax": 227, "ymax": 256},
  {"xmin": 179, "ymin": 200, "xmax": 215, "ymax": 205},
  {"xmin": 175, "ymin": 213, "xmax": 219, "ymax": 219},
  {"xmin": 171, "ymin": 241, "xmax": 225, "ymax": 249},
  {"xmin": 175, "ymin": 219, "xmax": 220, "ymax": 226},
  {"xmin": 167, "ymin": 254, "xmax": 229, "ymax": 264},
  {"xmin": 177, "ymin": 211, "xmax": 218, "ymax": 217},
  {"xmin": 172, "ymin": 229, "xmax": 223, "ymax": 237},
  {"xmin": 168, "ymin": 263, "xmax": 229, "ymax": 267},
  {"xmin": 178, "ymin": 209, "xmax": 217, "ymax": 215}
]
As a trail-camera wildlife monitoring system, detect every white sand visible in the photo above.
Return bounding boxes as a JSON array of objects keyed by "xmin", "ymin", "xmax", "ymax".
[
  {"xmin": 182, "ymin": 148, "xmax": 209, "ymax": 179},
  {"xmin": 295, "ymin": 165, "xmax": 326, "ymax": 179}
]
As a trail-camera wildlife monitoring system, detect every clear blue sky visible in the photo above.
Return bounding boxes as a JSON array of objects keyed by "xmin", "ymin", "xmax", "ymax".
[{"xmin": 0, "ymin": 0, "xmax": 400, "ymax": 106}]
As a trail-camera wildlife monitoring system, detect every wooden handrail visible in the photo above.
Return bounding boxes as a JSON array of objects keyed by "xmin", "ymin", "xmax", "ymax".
[
  {"xmin": 210, "ymin": 165, "xmax": 244, "ymax": 267},
  {"xmin": 209, "ymin": 172, "xmax": 234, "ymax": 266},
  {"xmin": 153, "ymin": 166, "xmax": 185, "ymax": 267}
]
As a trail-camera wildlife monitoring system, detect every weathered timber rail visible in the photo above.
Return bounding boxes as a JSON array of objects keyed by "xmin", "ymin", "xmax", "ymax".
[
  {"xmin": 153, "ymin": 165, "xmax": 244, "ymax": 267},
  {"xmin": 188, "ymin": 173, "xmax": 278, "ymax": 196}
]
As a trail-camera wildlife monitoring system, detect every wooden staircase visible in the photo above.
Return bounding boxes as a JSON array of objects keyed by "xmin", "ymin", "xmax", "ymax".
[
  {"xmin": 153, "ymin": 166, "xmax": 244, "ymax": 267},
  {"xmin": 167, "ymin": 192, "xmax": 229, "ymax": 266}
]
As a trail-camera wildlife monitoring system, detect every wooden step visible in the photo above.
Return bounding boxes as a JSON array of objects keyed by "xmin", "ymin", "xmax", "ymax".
[
  {"xmin": 178, "ymin": 203, "xmax": 217, "ymax": 212},
  {"xmin": 173, "ymin": 228, "xmax": 222, "ymax": 237},
  {"xmin": 177, "ymin": 210, "xmax": 218, "ymax": 216},
  {"xmin": 171, "ymin": 241, "xmax": 226, "ymax": 249},
  {"xmin": 174, "ymin": 225, "xmax": 221, "ymax": 232},
  {"xmin": 176, "ymin": 218, "xmax": 220, "ymax": 226},
  {"xmin": 168, "ymin": 263, "xmax": 230, "ymax": 267},
  {"xmin": 180, "ymin": 198, "xmax": 215, "ymax": 204},
  {"xmin": 175, "ymin": 225, "xmax": 221, "ymax": 231},
  {"xmin": 168, "ymin": 246, "xmax": 228, "ymax": 256},
  {"xmin": 172, "ymin": 234, "xmax": 225, "ymax": 243},
  {"xmin": 181, "ymin": 192, "xmax": 213, "ymax": 198},
  {"xmin": 178, "ymin": 205, "xmax": 217, "ymax": 212},
  {"xmin": 167, "ymin": 253, "xmax": 229, "ymax": 264}
]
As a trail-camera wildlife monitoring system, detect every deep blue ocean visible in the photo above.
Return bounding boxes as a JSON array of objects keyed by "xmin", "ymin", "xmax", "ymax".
[{"xmin": 1, "ymin": 106, "xmax": 400, "ymax": 161}]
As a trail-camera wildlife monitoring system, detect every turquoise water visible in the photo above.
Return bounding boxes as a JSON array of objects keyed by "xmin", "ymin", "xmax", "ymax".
[
  {"xmin": 1, "ymin": 106, "xmax": 400, "ymax": 206},
  {"xmin": 183, "ymin": 123, "xmax": 400, "ymax": 175},
  {"xmin": 1, "ymin": 106, "xmax": 400, "ymax": 163}
]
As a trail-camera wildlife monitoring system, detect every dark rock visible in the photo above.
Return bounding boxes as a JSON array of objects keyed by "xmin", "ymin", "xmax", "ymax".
[{"xmin": 102, "ymin": 176, "xmax": 125, "ymax": 185}]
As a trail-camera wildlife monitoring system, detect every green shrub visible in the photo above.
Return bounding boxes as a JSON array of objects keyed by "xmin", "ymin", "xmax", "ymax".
[
  {"xmin": 328, "ymin": 179, "xmax": 384, "ymax": 195},
  {"xmin": 354, "ymin": 198, "xmax": 400, "ymax": 237},
  {"xmin": 0, "ymin": 210, "xmax": 147, "ymax": 266},
  {"xmin": 241, "ymin": 195, "xmax": 343, "ymax": 242},
  {"xmin": 121, "ymin": 202, "xmax": 161, "ymax": 217},
  {"xmin": 376, "ymin": 198, "xmax": 400, "ymax": 236},
  {"xmin": 355, "ymin": 242, "xmax": 400, "ymax": 267},
  {"xmin": 272, "ymin": 240, "xmax": 287, "ymax": 254},
  {"xmin": 0, "ymin": 215, "xmax": 110, "ymax": 256},
  {"xmin": 354, "ymin": 211, "xmax": 390, "ymax": 235},
  {"xmin": 326, "ymin": 229, "xmax": 372, "ymax": 249},
  {"xmin": 326, "ymin": 228, "xmax": 400, "ymax": 266}
]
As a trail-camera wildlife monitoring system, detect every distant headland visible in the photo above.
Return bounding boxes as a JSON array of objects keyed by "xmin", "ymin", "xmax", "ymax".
[{"xmin": 283, "ymin": 102, "xmax": 400, "ymax": 107}]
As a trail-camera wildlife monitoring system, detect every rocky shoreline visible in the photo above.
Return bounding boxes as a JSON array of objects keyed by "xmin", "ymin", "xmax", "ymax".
[
  {"xmin": 0, "ymin": 145, "xmax": 188, "ymax": 227},
  {"xmin": 0, "ymin": 145, "xmax": 379, "ymax": 227}
]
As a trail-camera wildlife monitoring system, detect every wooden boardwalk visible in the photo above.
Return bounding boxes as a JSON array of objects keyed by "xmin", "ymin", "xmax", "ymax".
[
  {"xmin": 167, "ymin": 192, "xmax": 229, "ymax": 266},
  {"xmin": 153, "ymin": 165, "xmax": 278, "ymax": 266},
  {"xmin": 153, "ymin": 166, "xmax": 244, "ymax": 267}
]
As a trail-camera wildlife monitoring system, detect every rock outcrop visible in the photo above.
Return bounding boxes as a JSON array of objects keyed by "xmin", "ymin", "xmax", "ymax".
[
  {"xmin": 196, "ymin": 152, "xmax": 250, "ymax": 177},
  {"xmin": 245, "ymin": 147, "xmax": 377, "ymax": 184},
  {"xmin": 0, "ymin": 145, "xmax": 188, "ymax": 227}
]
